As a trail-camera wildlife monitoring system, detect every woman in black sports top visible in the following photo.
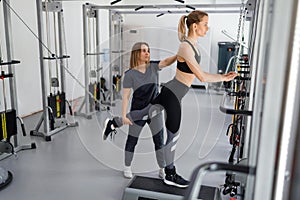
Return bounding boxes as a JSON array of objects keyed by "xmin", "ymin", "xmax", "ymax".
[{"xmin": 150, "ymin": 10, "xmax": 237, "ymax": 188}]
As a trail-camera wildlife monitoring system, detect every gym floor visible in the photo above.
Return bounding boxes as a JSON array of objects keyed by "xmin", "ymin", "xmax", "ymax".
[{"xmin": 0, "ymin": 89, "xmax": 236, "ymax": 200}]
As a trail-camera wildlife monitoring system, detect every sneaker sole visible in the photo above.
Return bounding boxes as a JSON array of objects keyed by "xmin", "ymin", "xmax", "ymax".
[
  {"xmin": 123, "ymin": 173, "xmax": 133, "ymax": 179},
  {"xmin": 102, "ymin": 118, "xmax": 110, "ymax": 140},
  {"xmin": 123, "ymin": 174, "xmax": 133, "ymax": 179},
  {"xmin": 163, "ymin": 179, "xmax": 189, "ymax": 188}
]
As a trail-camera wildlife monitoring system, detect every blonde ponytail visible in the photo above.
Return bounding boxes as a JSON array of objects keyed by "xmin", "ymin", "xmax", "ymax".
[
  {"xmin": 178, "ymin": 15, "xmax": 187, "ymax": 42},
  {"xmin": 179, "ymin": 11, "xmax": 208, "ymax": 41}
]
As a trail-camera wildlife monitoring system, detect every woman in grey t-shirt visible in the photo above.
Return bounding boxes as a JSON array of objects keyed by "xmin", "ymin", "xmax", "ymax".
[{"xmin": 102, "ymin": 42, "xmax": 176, "ymax": 179}]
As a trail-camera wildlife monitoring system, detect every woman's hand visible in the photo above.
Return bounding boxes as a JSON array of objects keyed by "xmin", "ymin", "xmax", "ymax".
[
  {"xmin": 122, "ymin": 117, "xmax": 133, "ymax": 125},
  {"xmin": 223, "ymin": 71, "xmax": 238, "ymax": 81}
]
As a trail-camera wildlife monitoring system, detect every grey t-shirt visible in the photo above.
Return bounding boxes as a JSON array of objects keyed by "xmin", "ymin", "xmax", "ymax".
[{"xmin": 123, "ymin": 61, "xmax": 160, "ymax": 111}]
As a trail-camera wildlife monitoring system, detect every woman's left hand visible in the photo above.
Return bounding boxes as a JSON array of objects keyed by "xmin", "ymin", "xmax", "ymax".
[{"xmin": 223, "ymin": 71, "xmax": 238, "ymax": 81}]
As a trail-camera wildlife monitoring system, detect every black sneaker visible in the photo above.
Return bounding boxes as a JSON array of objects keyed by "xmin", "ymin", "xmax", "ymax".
[
  {"xmin": 164, "ymin": 167, "xmax": 189, "ymax": 188},
  {"xmin": 102, "ymin": 119, "xmax": 117, "ymax": 140}
]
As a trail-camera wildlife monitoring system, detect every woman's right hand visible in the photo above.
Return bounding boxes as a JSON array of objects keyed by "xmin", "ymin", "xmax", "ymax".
[{"xmin": 122, "ymin": 117, "xmax": 133, "ymax": 125}]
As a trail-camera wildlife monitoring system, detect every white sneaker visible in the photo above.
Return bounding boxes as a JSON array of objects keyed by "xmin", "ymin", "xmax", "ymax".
[
  {"xmin": 123, "ymin": 166, "xmax": 133, "ymax": 179},
  {"xmin": 159, "ymin": 168, "xmax": 165, "ymax": 179}
]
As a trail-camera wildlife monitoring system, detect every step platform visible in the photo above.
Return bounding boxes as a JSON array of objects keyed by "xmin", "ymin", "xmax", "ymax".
[{"xmin": 122, "ymin": 176, "xmax": 220, "ymax": 200}]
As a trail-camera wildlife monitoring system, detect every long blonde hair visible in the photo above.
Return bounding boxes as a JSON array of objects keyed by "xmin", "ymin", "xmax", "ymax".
[
  {"xmin": 178, "ymin": 10, "xmax": 208, "ymax": 42},
  {"xmin": 129, "ymin": 42, "xmax": 150, "ymax": 69}
]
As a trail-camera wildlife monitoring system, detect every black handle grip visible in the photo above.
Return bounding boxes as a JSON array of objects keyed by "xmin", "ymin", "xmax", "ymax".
[
  {"xmin": 21, "ymin": 123, "xmax": 26, "ymax": 136},
  {"xmin": 69, "ymin": 105, "xmax": 73, "ymax": 116}
]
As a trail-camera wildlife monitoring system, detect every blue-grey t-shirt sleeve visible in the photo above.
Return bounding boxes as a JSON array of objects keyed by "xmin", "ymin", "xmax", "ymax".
[
  {"xmin": 150, "ymin": 60, "xmax": 161, "ymax": 72},
  {"xmin": 123, "ymin": 70, "xmax": 133, "ymax": 88}
]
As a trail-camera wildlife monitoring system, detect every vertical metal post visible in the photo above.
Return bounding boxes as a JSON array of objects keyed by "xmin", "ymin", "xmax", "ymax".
[
  {"xmin": 108, "ymin": 9, "xmax": 113, "ymax": 104},
  {"xmin": 83, "ymin": 3, "xmax": 89, "ymax": 115},
  {"xmin": 120, "ymin": 20, "xmax": 123, "ymax": 76},
  {"xmin": 36, "ymin": 0, "xmax": 50, "ymax": 134},
  {"xmin": 289, "ymin": 90, "xmax": 300, "ymax": 200},
  {"xmin": 3, "ymin": 0, "xmax": 18, "ymax": 146},
  {"xmin": 242, "ymin": 0, "xmax": 264, "ymax": 198},
  {"xmin": 95, "ymin": 9, "xmax": 100, "ymax": 81},
  {"xmin": 74, "ymin": 3, "xmax": 92, "ymax": 118},
  {"xmin": 3, "ymin": 0, "xmax": 17, "ymax": 111},
  {"xmin": 242, "ymin": 2, "xmax": 258, "ymax": 162},
  {"xmin": 118, "ymin": 15, "xmax": 122, "ymax": 75},
  {"xmin": 57, "ymin": 9, "xmax": 66, "ymax": 97}
]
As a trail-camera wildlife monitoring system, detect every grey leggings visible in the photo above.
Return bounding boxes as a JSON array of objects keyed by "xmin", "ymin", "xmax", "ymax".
[{"xmin": 112, "ymin": 105, "xmax": 165, "ymax": 168}]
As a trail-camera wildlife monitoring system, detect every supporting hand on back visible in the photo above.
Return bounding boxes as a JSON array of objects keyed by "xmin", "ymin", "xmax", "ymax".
[{"xmin": 122, "ymin": 117, "xmax": 133, "ymax": 125}]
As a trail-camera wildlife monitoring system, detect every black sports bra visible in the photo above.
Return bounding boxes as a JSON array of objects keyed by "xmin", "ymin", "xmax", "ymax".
[{"xmin": 177, "ymin": 40, "xmax": 201, "ymax": 74}]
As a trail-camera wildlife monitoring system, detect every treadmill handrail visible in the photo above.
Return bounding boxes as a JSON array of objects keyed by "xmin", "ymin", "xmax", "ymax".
[{"xmin": 184, "ymin": 162, "xmax": 256, "ymax": 200}]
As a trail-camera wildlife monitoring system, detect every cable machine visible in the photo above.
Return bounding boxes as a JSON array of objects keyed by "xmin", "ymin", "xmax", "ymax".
[
  {"xmin": 30, "ymin": 0, "xmax": 78, "ymax": 141},
  {"xmin": 216, "ymin": 1, "xmax": 257, "ymax": 198},
  {"xmin": 0, "ymin": 0, "xmax": 36, "ymax": 190},
  {"xmin": 75, "ymin": 3, "xmax": 123, "ymax": 119}
]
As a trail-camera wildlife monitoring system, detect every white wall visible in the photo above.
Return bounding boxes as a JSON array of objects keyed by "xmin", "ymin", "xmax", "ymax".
[{"xmin": 2, "ymin": 0, "xmax": 246, "ymax": 116}]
